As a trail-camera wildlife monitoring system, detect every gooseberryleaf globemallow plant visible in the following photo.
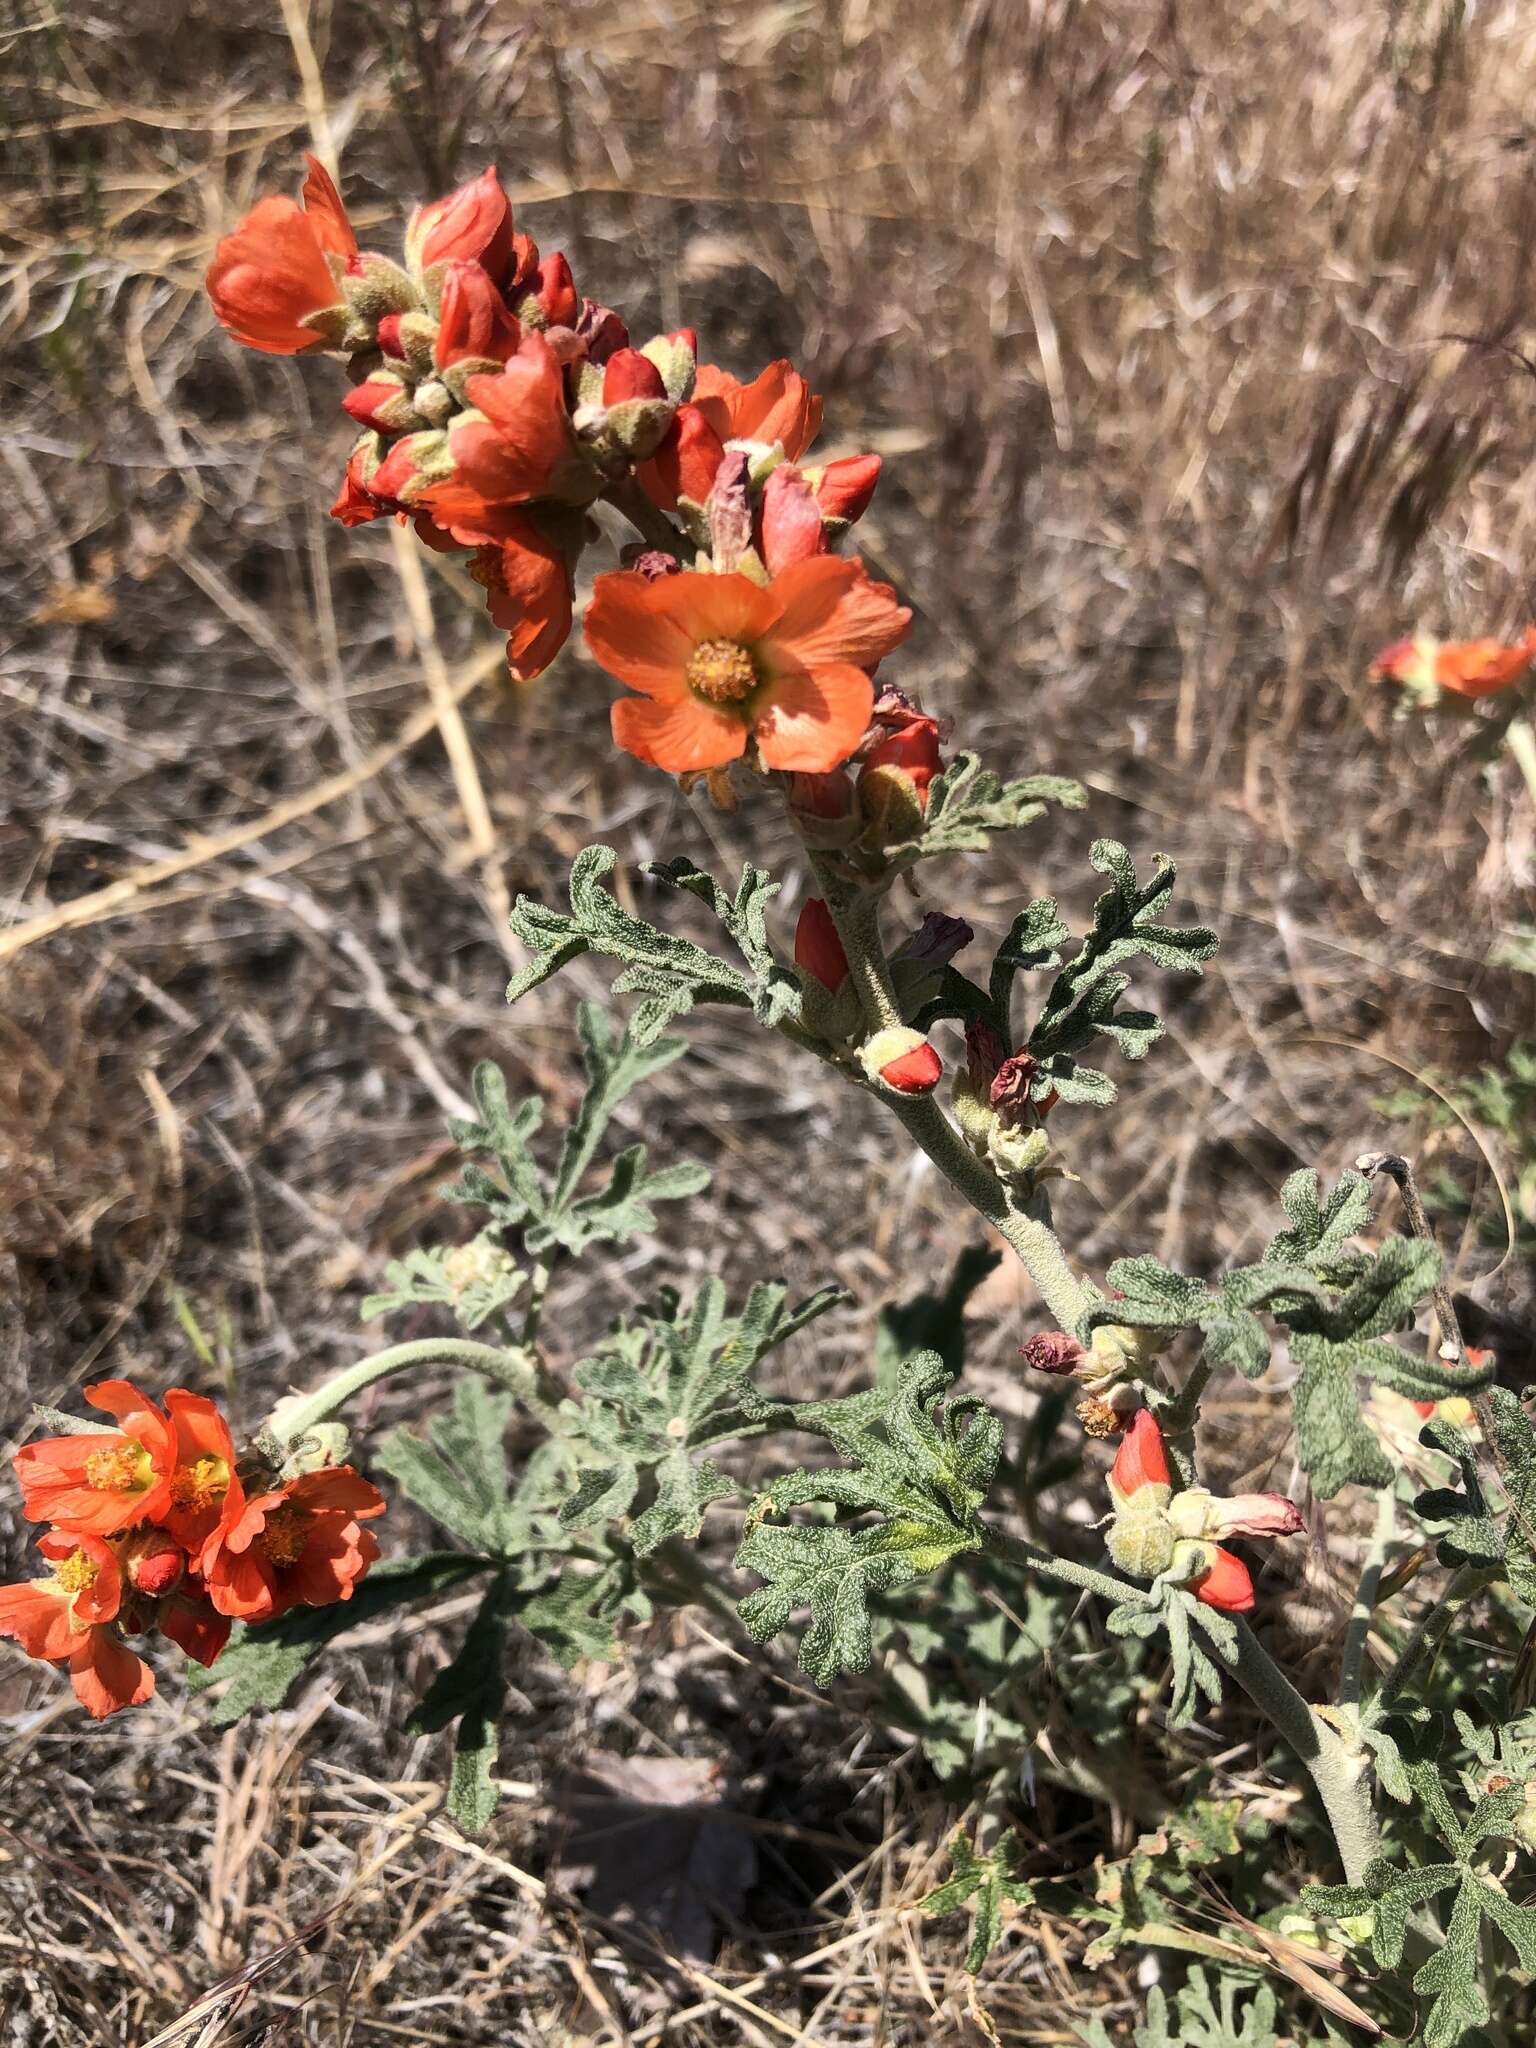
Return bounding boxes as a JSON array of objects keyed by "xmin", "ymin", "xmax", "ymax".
[{"xmin": 9, "ymin": 155, "xmax": 1536, "ymax": 2041}]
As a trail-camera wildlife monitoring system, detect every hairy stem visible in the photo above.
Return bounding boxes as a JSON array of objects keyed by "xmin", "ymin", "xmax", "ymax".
[
  {"xmin": 1377, "ymin": 1564, "xmax": 1487, "ymax": 1712},
  {"xmin": 1506, "ymin": 717, "xmax": 1536, "ymax": 814},
  {"xmin": 1338, "ymin": 1486, "xmax": 1397, "ymax": 1708},
  {"xmin": 270, "ymin": 1338, "xmax": 540, "ymax": 1445},
  {"xmin": 808, "ymin": 854, "xmax": 1095, "ymax": 1335},
  {"xmin": 988, "ymin": 1526, "xmax": 1380, "ymax": 1881},
  {"xmin": 604, "ymin": 477, "xmax": 690, "ymax": 559},
  {"xmin": 1224, "ymin": 1618, "xmax": 1379, "ymax": 1885}
]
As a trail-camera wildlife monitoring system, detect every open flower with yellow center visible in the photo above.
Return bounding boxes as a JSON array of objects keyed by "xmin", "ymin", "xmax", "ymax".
[
  {"xmin": 0, "ymin": 1531, "xmax": 154, "ymax": 1719},
  {"xmin": 201, "ymin": 1466, "xmax": 386, "ymax": 1624},
  {"xmin": 14, "ymin": 1379, "xmax": 177, "ymax": 1536},
  {"xmin": 584, "ymin": 557, "xmax": 912, "ymax": 775},
  {"xmin": 160, "ymin": 1388, "xmax": 239, "ymax": 1550}
]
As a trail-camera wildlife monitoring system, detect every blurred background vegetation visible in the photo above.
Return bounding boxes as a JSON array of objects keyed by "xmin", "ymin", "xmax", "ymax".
[{"xmin": 3, "ymin": 0, "xmax": 1535, "ymax": 2038}]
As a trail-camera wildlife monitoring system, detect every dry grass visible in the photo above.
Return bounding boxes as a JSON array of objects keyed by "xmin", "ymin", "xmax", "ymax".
[{"xmin": 4, "ymin": 0, "xmax": 1536, "ymax": 2039}]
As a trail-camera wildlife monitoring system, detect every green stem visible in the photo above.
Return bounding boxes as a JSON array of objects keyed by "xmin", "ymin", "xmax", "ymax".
[
  {"xmin": 1224, "ymin": 1618, "xmax": 1379, "ymax": 1885},
  {"xmin": 522, "ymin": 1258, "xmax": 555, "ymax": 1347},
  {"xmin": 270, "ymin": 1338, "xmax": 539, "ymax": 1446},
  {"xmin": 987, "ymin": 1525, "xmax": 1380, "ymax": 1882},
  {"xmin": 807, "ymin": 854, "xmax": 1095, "ymax": 1336},
  {"xmin": 1377, "ymin": 1564, "xmax": 1487, "ymax": 1712},
  {"xmin": 1339, "ymin": 1486, "xmax": 1397, "ymax": 1708}
]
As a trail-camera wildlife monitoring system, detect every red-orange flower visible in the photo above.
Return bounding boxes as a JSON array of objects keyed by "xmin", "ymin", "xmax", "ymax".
[
  {"xmin": 469, "ymin": 513, "xmax": 575, "ymax": 680},
  {"xmin": 421, "ymin": 332, "xmax": 595, "ymax": 542},
  {"xmin": 14, "ymin": 1380, "xmax": 176, "ymax": 1536},
  {"xmin": 206, "ymin": 155, "xmax": 354, "ymax": 355},
  {"xmin": 201, "ymin": 1466, "xmax": 385, "ymax": 1623},
  {"xmin": 0, "ymin": 1532, "xmax": 155, "ymax": 1719},
  {"xmin": 1186, "ymin": 1546, "xmax": 1255, "ymax": 1614},
  {"xmin": 160, "ymin": 1389, "xmax": 238, "ymax": 1551},
  {"xmin": 1372, "ymin": 627, "xmax": 1536, "ymax": 701},
  {"xmin": 586, "ymin": 556, "xmax": 912, "ymax": 775},
  {"xmin": 1111, "ymin": 1408, "xmax": 1171, "ymax": 1499},
  {"xmin": 693, "ymin": 360, "xmax": 823, "ymax": 458},
  {"xmin": 637, "ymin": 404, "xmax": 728, "ymax": 511},
  {"xmin": 405, "ymin": 167, "xmax": 515, "ymax": 285}
]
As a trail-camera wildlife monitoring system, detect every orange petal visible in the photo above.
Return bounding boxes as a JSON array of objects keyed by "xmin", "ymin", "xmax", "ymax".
[
  {"xmin": 0, "ymin": 1580, "xmax": 75, "ymax": 1662},
  {"xmin": 1191, "ymin": 1546, "xmax": 1255, "ymax": 1614},
  {"xmin": 584, "ymin": 573, "xmax": 695, "ymax": 697},
  {"xmin": 611, "ymin": 695, "xmax": 749, "ymax": 774},
  {"xmin": 760, "ymin": 556, "xmax": 911, "ymax": 672},
  {"xmin": 205, "ymin": 196, "xmax": 340, "ymax": 354},
  {"xmin": 69, "ymin": 1629, "xmax": 155, "ymax": 1719},
  {"xmin": 291, "ymin": 1467, "xmax": 386, "ymax": 1518},
  {"xmin": 695, "ymin": 360, "xmax": 822, "ymax": 457},
  {"xmin": 753, "ymin": 662, "xmax": 874, "ymax": 773},
  {"xmin": 646, "ymin": 569, "xmax": 779, "ymax": 648},
  {"xmin": 300, "ymin": 155, "xmax": 357, "ymax": 259}
]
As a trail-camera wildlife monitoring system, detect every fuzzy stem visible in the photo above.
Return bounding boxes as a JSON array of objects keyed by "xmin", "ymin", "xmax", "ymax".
[
  {"xmin": 1338, "ymin": 1486, "xmax": 1397, "ymax": 1708},
  {"xmin": 987, "ymin": 1525, "xmax": 1380, "ymax": 1881},
  {"xmin": 1377, "ymin": 1564, "xmax": 1486, "ymax": 1712},
  {"xmin": 1505, "ymin": 718, "xmax": 1536, "ymax": 814},
  {"xmin": 1224, "ymin": 1618, "xmax": 1379, "ymax": 1885},
  {"xmin": 807, "ymin": 855, "xmax": 1095, "ymax": 1335},
  {"xmin": 270, "ymin": 1338, "xmax": 539, "ymax": 1445}
]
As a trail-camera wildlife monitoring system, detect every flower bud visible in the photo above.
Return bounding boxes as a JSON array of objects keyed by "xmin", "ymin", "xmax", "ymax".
[
  {"xmin": 811, "ymin": 452, "xmax": 883, "ymax": 525},
  {"xmin": 512, "ymin": 251, "xmax": 579, "ymax": 331},
  {"xmin": 1188, "ymin": 1546, "xmax": 1255, "ymax": 1613},
  {"xmin": 434, "ymin": 259, "xmax": 522, "ymax": 369},
  {"xmin": 787, "ymin": 771, "xmax": 851, "ymax": 820},
  {"xmin": 376, "ymin": 311, "xmax": 406, "ymax": 359},
  {"xmin": 1111, "ymin": 1408, "xmax": 1172, "ymax": 1502},
  {"xmin": 794, "ymin": 899, "xmax": 850, "ymax": 993},
  {"xmin": 574, "ymin": 298, "xmax": 630, "ymax": 362},
  {"xmin": 340, "ymin": 253, "xmax": 420, "ymax": 330},
  {"xmin": 407, "ymin": 167, "xmax": 515, "ymax": 285},
  {"xmin": 603, "ymin": 348, "xmax": 669, "ymax": 404},
  {"xmin": 859, "ymin": 1027, "xmax": 943, "ymax": 1094},
  {"xmin": 341, "ymin": 370, "xmax": 423, "ymax": 433},
  {"xmin": 856, "ymin": 717, "xmax": 944, "ymax": 840},
  {"xmin": 368, "ymin": 428, "xmax": 454, "ymax": 507},
  {"xmin": 641, "ymin": 327, "xmax": 698, "ymax": 401},
  {"xmin": 122, "ymin": 1529, "xmax": 184, "ymax": 1598},
  {"xmin": 1204, "ymin": 1491, "xmax": 1306, "ymax": 1540}
]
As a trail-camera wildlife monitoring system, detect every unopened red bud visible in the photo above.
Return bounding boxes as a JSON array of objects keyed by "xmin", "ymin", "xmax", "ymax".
[
  {"xmin": 124, "ymin": 1531, "xmax": 184, "ymax": 1598},
  {"xmin": 859, "ymin": 1026, "xmax": 942, "ymax": 1094},
  {"xmin": 435, "ymin": 259, "xmax": 521, "ymax": 369},
  {"xmin": 1022, "ymin": 1332, "xmax": 1088, "ymax": 1376},
  {"xmin": 857, "ymin": 717, "xmax": 944, "ymax": 839},
  {"xmin": 376, "ymin": 311, "xmax": 405, "ymax": 358},
  {"xmin": 813, "ymin": 453, "xmax": 882, "ymax": 524},
  {"xmin": 517, "ymin": 251, "xmax": 578, "ymax": 330},
  {"xmin": 1190, "ymin": 1546, "xmax": 1255, "ymax": 1614},
  {"xmin": 341, "ymin": 373, "xmax": 418, "ymax": 432},
  {"xmin": 603, "ymin": 348, "xmax": 668, "ymax": 404},
  {"xmin": 575, "ymin": 299, "xmax": 630, "ymax": 361},
  {"xmin": 794, "ymin": 899, "xmax": 850, "ymax": 993},
  {"xmin": 1112, "ymin": 1409, "xmax": 1171, "ymax": 1497}
]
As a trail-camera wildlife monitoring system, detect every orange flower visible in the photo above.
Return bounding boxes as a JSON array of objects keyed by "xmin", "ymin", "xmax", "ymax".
[
  {"xmin": 0, "ymin": 1532, "xmax": 155, "ymax": 1719},
  {"xmin": 206, "ymin": 155, "xmax": 354, "ymax": 355},
  {"xmin": 1372, "ymin": 627, "xmax": 1536, "ymax": 701},
  {"xmin": 14, "ymin": 1379, "xmax": 176, "ymax": 1536},
  {"xmin": 160, "ymin": 1390, "xmax": 237, "ymax": 1551},
  {"xmin": 201, "ymin": 1466, "xmax": 385, "ymax": 1623},
  {"xmin": 1186, "ymin": 1546, "xmax": 1255, "ymax": 1614},
  {"xmin": 420, "ymin": 332, "xmax": 596, "ymax": 542},
  {"xmin": 586, "ymin": 556, "xmax": 912, "ymax": 775},
  {"xmin": 637, "ymin": 404, "xmax": 728, "ymax": 512},
  {"xmin": 405, "ymin": 167, "xmax": 515, "ymax": 285},
  {"xmin": 693, "ymin": 360, "xmax": 823, "ymax": 459},
  {"xmin": 469, "ymin": 514, "xmax": 575, "ymax": 680}
]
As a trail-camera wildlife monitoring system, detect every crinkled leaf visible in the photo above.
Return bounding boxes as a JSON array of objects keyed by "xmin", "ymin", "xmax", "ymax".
[
  {"xmin": 919, "ymin": 1828, "xmax": 1037, "ymax": 1972},
  {"xmin": 514, "ymin": 1558, "xmax": 649, "ymax": 1670},
  {"xmin": 376, "ymin": 1376, "xmax": 527, "ymax": 1555},
  {"xmin": 888, "ymin": 754, "xmax": 1085, "ymax": 873},
  {"xmin": 1419, "ymin": 1386, "xmax": 1536, "ymax": 1605},
  {"xmin": 408, "ymin": 1575, "xmax": 512, "ymax": 1834},
  {"xmin": 735, "ymin": 1352, "xmax": 1001, "ymax": 1683},
  {"xmin": 644, "ymin": 855, "xmax": 801, "ymax": 1026}
]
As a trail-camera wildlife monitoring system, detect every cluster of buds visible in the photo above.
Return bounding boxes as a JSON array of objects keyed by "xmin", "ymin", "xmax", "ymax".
[
  {"xmin": 953, "ymin": 1019, "xmax": 1066, "ymax": 1197},
  {"xmin": 1104, "ymin": 1411, "xmax": 1303, "ymax": 1614},
  {"xmin": 786, "ymin": 691, "xmax": 947, "ymax": 862},
  {"xmin": 207, "ymin": 158, "xmax": 891, "ymax": 704},
  {"xmin": 0, "ymin": 1378, "xmax": 383, "ymax": 1717},
  {"xmin": 1372, "ymin": 626, "xmax": 1536, "ymax": 711},
  {"xmin": 1021, "ymin": 1319, "xmax": 1167, "ymax": 1436},
  {"xmin": 793, "ymin": 898, "xmax": 970, "ymax": 1095}
]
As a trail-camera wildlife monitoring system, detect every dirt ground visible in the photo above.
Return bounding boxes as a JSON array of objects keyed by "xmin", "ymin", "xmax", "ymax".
[{"xmin": 3, "ymin": 1, "xmax": 1536, "ymax": 2040}]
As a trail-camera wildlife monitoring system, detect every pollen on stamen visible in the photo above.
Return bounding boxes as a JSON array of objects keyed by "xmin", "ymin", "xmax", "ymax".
[
  {"xmin": 170, "ymin": 1456, "xmax": 229, "ymax": 1511},
  {"xmin": 54, "ymin": 1548, "xmax": 101, "ymax": 1595},
  {"xmin": 685, "ymin": 637, "xmax": 758, "ymax": 704},
  {"xmin": 259, "ymin": 1503, "xmax": 310, "ymax": 1569},
  {"xmin": 84, "ymin": 1444, "xmax": 149, "ymax": 1494}
]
